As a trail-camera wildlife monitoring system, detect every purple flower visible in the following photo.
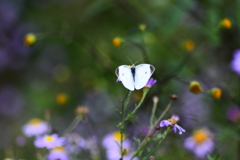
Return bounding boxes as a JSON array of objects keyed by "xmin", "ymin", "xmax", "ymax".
[
  {"xmin": 48, "ymin": 146, "xmax": 69, "ymax": 160},
  {"xmin": 231, "ymin": 49, "xmax": 240, "ymax": 75},
  {"xmin": 22, "ymin": 118, "xmax": 50, "ymax": 137},
  {"xmin": 102, "ymin": 131, "xmax": 138, "ymax": 160},
  {"xmin": 116, "ymin": 78, "xmax": 121, "ymax": 82},
  {"xmin": 145, "ymin": 78, "xmax": 157, "ymax": 88},
  {"xmin": 184, "ymin": 128, "xmax": 214, "ymax": 158},
  {"xmin": 227, "ymin": 106, "xmax": 240, "ymax": 123},
  {"xmin": 160, "ymin": 115, "xmax": 185, "ymax": 134},
  {"xmin": 34, "ymin": 134, "xmax": 65, "ymax": 149}
]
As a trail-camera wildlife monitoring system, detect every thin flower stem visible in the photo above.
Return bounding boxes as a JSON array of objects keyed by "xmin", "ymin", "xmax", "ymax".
[
  {"xmin": 131, "ymin": 100, "xmax": 173, "ymax": 160},
  {"xmin": 147, "ymin": 127, "xmax": 171, "ymax": 157},
  {"xmin": 125, "ymin": 88, "xmax": 149, "ymax": 121},
  {"xmin": 62, "ymin": 115, "xmax": 82, "ymax": 136},
  {"xmin": 120, "ymin": 90, "xmax": 132, "ymax": 160},
  {"xmin": 150, "ymin": 99, "xmax": 158, "ymax": 127},
  {"xmin": 154, "ymin": 100, "xmax": 172, "ymax": 126}
]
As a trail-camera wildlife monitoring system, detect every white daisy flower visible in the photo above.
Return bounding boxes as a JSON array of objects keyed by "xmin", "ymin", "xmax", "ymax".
[{"xmin": 22, "ymin": 118, "xmax": 50, "ymax": 137}]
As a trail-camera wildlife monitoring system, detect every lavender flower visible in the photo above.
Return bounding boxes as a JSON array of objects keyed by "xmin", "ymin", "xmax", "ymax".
[
  {"xmin": 102, "ymin": 131, "xmax": 130, "ymax": 150},
  {"xmin": 231, "ymin": 49, "xmax": 240, "ymax": 75},
  {"xmin": 102, "ymin": 131, "xmax": 138, "ymax": 160},
  {"xmin": 145, "ymin": 78, "xmax": 157, "ymax": 88},
  {"xmin": 184, "ymin": 128, "xmax": 214, "ymax": 158},
  {"xmin": 227, "ymin": 106, "xmax": 240, "ymax": 123},
  {"xmin": 22, "ymin": 118, "xmax": 49, "ymax": 137},
  {"xmin": 34, "ymin": 134, "xmax": 65, "ymax": 149},
  {"xmin": 160, "ymin": 115, "xmax": 185, "ymax": 134},
  {"xmin": 48, "ymin": 146, "xmax": 69, "ymax": 160},
  {"xmin": 116, "ymin": 78, "xmax": 121, "ymax": 82}
]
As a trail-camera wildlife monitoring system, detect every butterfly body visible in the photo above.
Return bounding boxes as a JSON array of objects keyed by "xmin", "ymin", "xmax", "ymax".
[{"xmin": 115, "ymin": 64, "xmax": 155, "ymax": 91}]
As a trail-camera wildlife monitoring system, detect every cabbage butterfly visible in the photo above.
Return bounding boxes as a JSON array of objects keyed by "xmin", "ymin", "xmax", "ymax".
[{"xmin": 115, "ymin": 62, "xmax": 155, "ymax": 91}]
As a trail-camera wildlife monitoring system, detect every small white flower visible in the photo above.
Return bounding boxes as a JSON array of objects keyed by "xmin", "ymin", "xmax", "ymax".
[
  {"xmin": 34, "ymin": 134, "xmax": 65, "ymax": 149},
  {"xmin": 22, "ymin": 118, "xmax": 50, "ymax": 137}
]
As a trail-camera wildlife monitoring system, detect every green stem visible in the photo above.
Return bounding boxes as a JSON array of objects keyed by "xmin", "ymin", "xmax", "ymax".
[
  {"xmin": 150, "ymin": 99, "xmax": 158, "ymax": 127},
  {"xmin": 120, "ymin": 90, "xmax": 132, "ymax": 160},
  {"xmin": 131, "ymin": 100, "xmax": 173, "ymax": 160},
  {"xmin": 147, "ymin": 127, "xmax": 171, "ymax": 157},
  {"xmin": 154, "ymin": 100, "xmax": 172, "ymax": 127},
  {"xmin": 62, "ymin": 115, "xmax": 82, "ymax": 136},
  {"xmin": 125, "ymin": 88, "xmax": 149, "ymax": 121}
]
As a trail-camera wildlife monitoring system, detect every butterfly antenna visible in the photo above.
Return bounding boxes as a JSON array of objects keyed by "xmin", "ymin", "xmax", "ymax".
[
  {"xmin": 126, "ymin": 56, "xmax": 134, "ymax": 65},
  {"xmin": 134, "ymin": 56, "xmax": 145, "ymax": 65}
]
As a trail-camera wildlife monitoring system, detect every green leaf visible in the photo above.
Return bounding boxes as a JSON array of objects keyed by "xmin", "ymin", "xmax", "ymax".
[{"xmin": 146, "ymin": 146, "xmax": 151, "ymax": 153}]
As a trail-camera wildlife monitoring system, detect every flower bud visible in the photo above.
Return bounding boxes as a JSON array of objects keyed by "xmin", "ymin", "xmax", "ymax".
[
  {"xmin": 75, "ymin": 106, "xmax": 89, "ymax": 116},
  {"xmin": 210, "ymin": 88, "xmax": 222, "ymax": 99},
  {"xmin": 184, "ymin": 40, "xmax": 195, "ymax": 52},
  {"xmin": 56, "ymin": 93, "xmax": 68, "ymax": 105},
  {"xmin": 139, "ymin": 24, "xmax": 146, "ymax": 31},
  {"xmin": 189, "ymin": 81, "xmax": 202, "ymax": 94},
  {"xmin": 153, "ymin": 96, "xmax": 159, "ymax": 104},
  {"xmin": 170, "ymin": 94, "xmax": 178, "ymax": 100},
  {"xmin": 112, "ymin": 37, "xmax": 122, "ymax": 47},
  {"xmin": 221, "ymin": 18, "xmax": 232, "ymax": 29},
  {"xmin": 24, "ymin": 33, "xmax": 37, "ymax": 47}
]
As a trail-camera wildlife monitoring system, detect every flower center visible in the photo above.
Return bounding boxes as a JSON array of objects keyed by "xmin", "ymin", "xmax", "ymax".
[
  {"xmin": 29, "ymin": 118, "xmax": 42, "ymax": 125},
  {"xmin": 113, "ymin": 131, "xmax": 126, "ymax": 141},
  {"xmin": 193, "ymin": 129, "xmax": 208, "ymax": 143},
  {"xmin": 167, "ymin": 119, "xmax": 177, "ymax": 126},
  {"xmin": 45, "ymin": 136, "xmax": 54, "ymax": 142},
  {"xmin": 113, "ymin": 131, "xmax": 121, "ymax": 141},
  {"xmin": 53, "ymin": 146, "xmax": 65, "ymax": 152}
]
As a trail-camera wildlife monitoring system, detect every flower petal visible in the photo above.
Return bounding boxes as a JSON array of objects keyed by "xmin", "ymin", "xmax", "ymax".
[
  {"xmin": 175, "ymin": 125, "xmax": 186, "ymax": 134},
  {"xmin": 160, "ymin": 120, "xmax": 171, "ymax": 127}
]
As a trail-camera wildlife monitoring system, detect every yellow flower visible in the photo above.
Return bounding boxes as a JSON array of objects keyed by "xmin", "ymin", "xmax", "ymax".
[
  {"xmin": 189, "ymin": 81, "xmax": 203, "ymax": 94},
  {"xmin": 112, "ymin": 37, "xmax": 122, "ymax": 47},
  {"xmin": 24, "ymin": 33, "xmax": 37, "ymax": 47},
  {"xmin": 211, "ymin": 88, "xmax": 222, "ymax": 99},
  {"xmin": 139, "ymin": 24, "xmax": 146, "ymax": 31},
  {"xmin": 221, "ymin": 18, "xmax": 232, "ymax": 29},
  {"xmin": 56, "ymin": 93, "xmax": 68, "ymax": 105},
  {"xmin": 184, "ymin": 40, "xmax": 195, "ymax": 52}
]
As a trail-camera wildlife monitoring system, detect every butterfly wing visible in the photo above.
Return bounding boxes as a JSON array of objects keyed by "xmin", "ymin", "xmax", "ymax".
[
  {"xmin": 115, "ymin": 65, "xmax": 135, "ymax": 91},
  {"xmin": 134, "ymin": 64, "xmax": 155, "ymax": 90}
]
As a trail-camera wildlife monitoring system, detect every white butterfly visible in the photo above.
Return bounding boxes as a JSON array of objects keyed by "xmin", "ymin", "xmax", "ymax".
[{"xmin": 115, "ymin": 64, "xmax": 155, "ymax": 91}]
